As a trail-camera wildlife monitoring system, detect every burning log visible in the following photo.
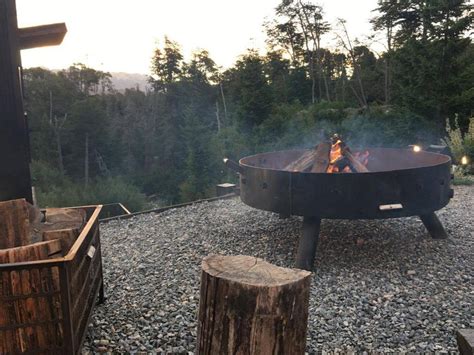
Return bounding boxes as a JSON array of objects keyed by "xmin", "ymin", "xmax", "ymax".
[
  {"xmin": 342, "ymin": 147, "xmax": 369, "ymax": 173},
  {"xmin": 282, "ymin": 134, "xmax": 371, "ymax": 174},
  {"xmin": 284, "ymin": 145, "xmax": 319, "ymax": 172},
  {"xmin": 285, "ymin": 142, "xmax": 331, "ymax": 172},
  {"xmin": 311, "ymin": 142, "xmax": 331, "ymax": 173},
  {"xmin": 326, "ymin": 134, "xmax": 370, "ymax": 173}
]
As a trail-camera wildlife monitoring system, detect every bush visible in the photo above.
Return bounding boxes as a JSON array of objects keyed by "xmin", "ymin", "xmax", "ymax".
[
  {"xmin": 442, "ymin": 115, "xmax": 474, "ymax": 169},
  {"xmin": 255, "ymin": 103, "xmax": 437, "ymax": 152},
  {"xmin": 340, "ymin": 106, "xmax": 436, "ymax": 148},
  {"xmin": 35, "ymin": 175, "xmax": 148, "ymax": 212}
]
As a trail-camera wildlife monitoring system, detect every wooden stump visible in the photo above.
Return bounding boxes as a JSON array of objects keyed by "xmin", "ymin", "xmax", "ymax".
[
  {"xmin": 0, "ymin": 240, "xmax": 63, "ymax": 353},
  {"xmin": 197, "ymin": 255, "xmax": 312, "ymax": 355},
  {"xmin": 457, "ymin": 329, "xmax": 474, "ymax": 355}
]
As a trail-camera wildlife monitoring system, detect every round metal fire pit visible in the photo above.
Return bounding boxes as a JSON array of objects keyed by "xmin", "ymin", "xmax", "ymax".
[
  {"xmin": 238, "ymin": 148, "xmax": 452, "ymax": 219},
  {"xmin": 225, "ymin": 148, "xmax": 453, "ymax": 270}
]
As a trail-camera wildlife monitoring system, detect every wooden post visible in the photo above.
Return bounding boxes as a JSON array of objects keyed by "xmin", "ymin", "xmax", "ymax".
[
  {"xmin": 197, "ymin": 255, "xmax": 311, "ymax": 355},
  {"xmin": 0, "ymin": 0, "xmax": 66, "ymax": 203},
  {"xmin": 0, "ymin": 0, "xmax": 32, "ymax": 202}
]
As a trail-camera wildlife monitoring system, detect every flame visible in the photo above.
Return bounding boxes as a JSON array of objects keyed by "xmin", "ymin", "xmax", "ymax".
[
  {"xmin": 327, "ymin": 140, "xmax": 344, "ymax": 173},
  {"xmin": 326, "ymin": 140, "xmax": 369, "ymax": 173}
]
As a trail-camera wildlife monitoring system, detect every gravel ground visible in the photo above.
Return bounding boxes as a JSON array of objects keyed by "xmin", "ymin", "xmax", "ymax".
[{"xmin": 83, "ymin": 186, "xmax": 473, "ymax": 354}]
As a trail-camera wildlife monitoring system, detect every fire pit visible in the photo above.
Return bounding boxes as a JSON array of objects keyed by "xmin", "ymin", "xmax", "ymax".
[{"xmin": 224, "ymin": 145, "xmax": 453, "ymax": 271}]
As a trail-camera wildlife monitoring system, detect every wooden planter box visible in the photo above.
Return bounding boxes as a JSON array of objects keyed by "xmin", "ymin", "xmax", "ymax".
[{"xmin": 0, "ymin": 205, "xmax": 104, "ymax": 354}]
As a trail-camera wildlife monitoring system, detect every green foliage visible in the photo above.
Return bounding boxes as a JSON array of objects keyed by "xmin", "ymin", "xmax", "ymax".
[
  {"xmin": 340, "ymin": 106, "xmax": 436, "ymax": 147},
  {"xmin": 22, "ymin": 1, "xmax": 473, "ymax": 213},
  {"xmin": 35, "ymin": 178, "xmax": 147, "ymax": 212},
  {"xmin": 452, "ymin": 176, "xmax": 474, "ymax": 185},
  {"xmin": 442, "ymin": 116, "xmax": 474, "ymax": 166},
  {"xmin": 31, "ymin": 160, "xmax": 147, "ymax": 211},
  {"xmin": 149, "ymin": 37, "xmax": 184, "ymax": 92},
  {"xmin": 255, "ymin": 102, "xmax": 433, "ymax": 151}
]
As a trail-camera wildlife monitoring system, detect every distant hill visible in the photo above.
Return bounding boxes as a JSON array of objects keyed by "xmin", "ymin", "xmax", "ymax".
[{"xmin": 110, "ymin": 72, "xmax": 150, "ymax": 92}]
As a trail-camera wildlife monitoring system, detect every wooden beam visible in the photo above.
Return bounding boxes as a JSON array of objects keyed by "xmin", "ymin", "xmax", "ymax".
[
  {"xmin": 18, "ymin": 23, "xmax": 67, "ymax": 50},
  {"xmin": 0, "ymin": 0, "xmax": 33, "ymax": 202}
]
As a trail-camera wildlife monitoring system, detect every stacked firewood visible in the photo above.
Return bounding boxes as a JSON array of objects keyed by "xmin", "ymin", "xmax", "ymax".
[
  {"xmin": 0, "ymin": 198, "xmax": 86, "ymax": 264},
  {"xmin": 284, "ymin": 134, "xmax": 370, "ymax": 173}
]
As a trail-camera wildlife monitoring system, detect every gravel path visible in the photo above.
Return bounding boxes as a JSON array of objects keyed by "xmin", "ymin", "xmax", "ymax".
[{"xmin": 83, "ymin": 186, "xmax": 473, "ymax": 353}]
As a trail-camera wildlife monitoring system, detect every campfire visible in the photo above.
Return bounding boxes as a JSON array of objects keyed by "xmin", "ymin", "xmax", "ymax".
[
  {"xmin": 224, "ymin": 137, "xmax": 453, "ymax": 271},
  {"xmin": 284, "ymin": 134, "xmax": 370, "ymax": 173}
]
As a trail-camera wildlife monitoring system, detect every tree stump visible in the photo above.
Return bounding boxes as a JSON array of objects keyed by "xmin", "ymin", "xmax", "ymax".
[
  {"xmin": 197, "ymin": 255, "xmax": 312, "ymax": 355},
  {"xmin": 457, "ymin": 329, "xmax": 474, "ymax": 355}
]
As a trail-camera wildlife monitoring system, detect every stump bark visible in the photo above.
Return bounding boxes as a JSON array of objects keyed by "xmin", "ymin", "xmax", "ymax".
[{"xmin": 197, "ymin": 255, "xmax": 312, "ymax": 355}]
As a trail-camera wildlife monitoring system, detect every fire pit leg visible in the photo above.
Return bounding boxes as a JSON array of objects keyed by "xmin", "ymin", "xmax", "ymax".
[
  {"xmin": 295, "ymin": 216, "xmax": 321, "ymax": 271},
  {"xmin": 419, "ymin": 212, "xmax": 448, "ymax": 239}
]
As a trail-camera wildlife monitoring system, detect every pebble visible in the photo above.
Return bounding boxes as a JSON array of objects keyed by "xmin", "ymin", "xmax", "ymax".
[{"xmin": 82, "ymin": 186, "xmax": 474, "ymax": 353}]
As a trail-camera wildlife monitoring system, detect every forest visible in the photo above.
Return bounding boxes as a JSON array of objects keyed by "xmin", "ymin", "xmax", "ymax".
[{"xmin": 25, "ymin": 0, "xmax": 473, "ymax": 211}]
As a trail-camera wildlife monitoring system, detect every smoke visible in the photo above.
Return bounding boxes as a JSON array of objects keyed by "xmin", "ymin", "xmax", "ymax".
[{"xmin": 256, "ymin": 104, "xmax": 438, "ymax": 153}]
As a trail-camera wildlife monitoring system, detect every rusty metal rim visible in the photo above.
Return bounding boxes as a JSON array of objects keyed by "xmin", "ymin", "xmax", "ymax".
[{"xmin": 239, "ymin": 148, "xmax": 452, "ymax": 174}]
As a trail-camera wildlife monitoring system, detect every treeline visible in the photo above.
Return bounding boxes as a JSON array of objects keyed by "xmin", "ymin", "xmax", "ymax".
[{"xmin": 25, "ymin": 0, "xmax": 473, "ymax": 209}]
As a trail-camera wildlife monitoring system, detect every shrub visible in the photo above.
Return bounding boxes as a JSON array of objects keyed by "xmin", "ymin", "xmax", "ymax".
[
  {"xmin": 340, "ymin": 106, "xmax": 436, "ymax": 148},
  {"xmin": 35, "ymin": 175, "xmax": 148, "ymax": 212},
  {"xmin": 442, "ymin": 115, "xmax": 474, "ymax": 167}
]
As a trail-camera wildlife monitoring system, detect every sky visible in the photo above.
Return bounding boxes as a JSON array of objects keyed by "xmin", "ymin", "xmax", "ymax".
[{"xmin": 17, "ymin": 0, "xmax": 380, "ymax": 75}]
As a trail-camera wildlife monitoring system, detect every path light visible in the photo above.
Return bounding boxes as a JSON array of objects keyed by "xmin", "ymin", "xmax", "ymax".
[
  {"xmin": 461, "ymin": 156, "xmax": 469, "ymax": 165},
  {"xmin": 413, "ymin": 145, "xmax": 421, "ymax": 152}
]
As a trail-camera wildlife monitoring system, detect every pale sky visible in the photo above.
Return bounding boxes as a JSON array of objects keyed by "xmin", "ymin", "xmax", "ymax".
[{"xmin": 17, "ymin": 0, "xmax": 380, "ymax": 74}]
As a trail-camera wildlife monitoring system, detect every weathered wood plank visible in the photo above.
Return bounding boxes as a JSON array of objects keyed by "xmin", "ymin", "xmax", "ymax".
[
  {"xmin": 0, "ymin": 198, "xmax": 31, "ymax": 249},
  {"xmin": 0, "ymin": 240, "xmax": 63, "ymax": 352},
  {"xmin": 43, "ymin": 228, "xmax": 80, "ymax": 254},
  {"xmin": 18, "ymin": 23, "xmax": 67, "ymax": 50}
]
